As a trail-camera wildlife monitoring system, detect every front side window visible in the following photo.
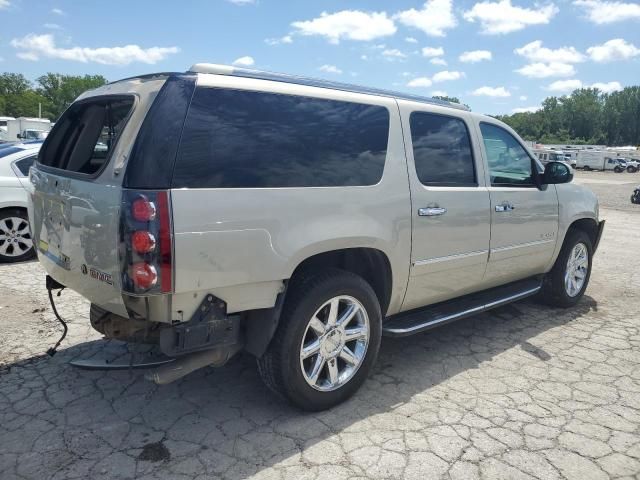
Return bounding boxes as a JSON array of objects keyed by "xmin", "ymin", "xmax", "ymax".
[
  {"xmin": 39, "ymin": 96, "xmax": 134, "ymax": 175},
  {"xmin": 409, "ymin": 112, "xmax": 476, "ymax": 186},
  {"xmin": 174, "ymin": 88, "xmax": 390, "ymax": 188},
  {"xmin": 480, "ymin": 123, "xmax": 535, "ymax": 187}
]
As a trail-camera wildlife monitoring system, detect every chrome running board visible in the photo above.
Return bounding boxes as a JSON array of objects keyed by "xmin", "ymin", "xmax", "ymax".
[{"xmin": 383, "ymin": 277, "xmax": 542, "ymax": 337}]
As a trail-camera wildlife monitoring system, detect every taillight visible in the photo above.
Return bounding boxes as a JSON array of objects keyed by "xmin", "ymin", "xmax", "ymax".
[
  {"xmin": 121, "ymin": 190, "xmax": 173, "ymax": 295},
  {"xmin": 131, "ymin": 231, "xmax": 156, "ymax": 254},
  {"xmin": 131, "ymin": 195, "xmax": 157, "ymax": 222},
  {"xmin": 130, "ymin": 262, "xmax": 158, "ymax": 289}
]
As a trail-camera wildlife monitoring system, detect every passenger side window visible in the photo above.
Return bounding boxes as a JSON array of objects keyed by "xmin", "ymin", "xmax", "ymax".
[
  {"xmin": 480, "ymin": 123, "xmax": 535, "ymax": 187},
  {"xmin": 409, "ymin": 112, "xmax": 476, "ymax": 186},
  {"xmin": 174, "ymin": 88, "xmax": 390, "ymax": 188}
]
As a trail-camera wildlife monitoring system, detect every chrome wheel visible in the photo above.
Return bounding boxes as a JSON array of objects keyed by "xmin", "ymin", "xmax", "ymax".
[
  {"xmin": 565, "ymin": 242, "xmax": 588, "ymax": 297},
  {"xmin": 299, "ymin": 295, "xmax": 370, "ymax": 392},
  {"xmin": 0, "ymin": 216, "xmax": 33, "ymax": 258}
]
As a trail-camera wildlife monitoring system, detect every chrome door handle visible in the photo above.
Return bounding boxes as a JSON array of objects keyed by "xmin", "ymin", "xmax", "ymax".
[
  {"xmin": 418, "ymin": 207, "xmax": 447, "ymax": 216},
  {"xmin": 495, "ymin": 202, "xmax": 515, "ymax": 212}
]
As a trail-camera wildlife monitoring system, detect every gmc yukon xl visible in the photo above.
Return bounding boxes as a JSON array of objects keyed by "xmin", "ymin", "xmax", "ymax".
[{"xmin": 28, "ymin": 64, "xmax": 604, "ymax": 410}]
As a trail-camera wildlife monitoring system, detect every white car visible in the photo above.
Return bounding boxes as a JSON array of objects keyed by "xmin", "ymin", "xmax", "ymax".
[{"xmin": 0, "ymin": 142, "xmax": 40, "ymax": 262}]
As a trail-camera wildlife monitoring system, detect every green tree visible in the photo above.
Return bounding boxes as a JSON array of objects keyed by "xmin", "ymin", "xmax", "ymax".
[
  {"xmin": 36, "ymin": 73, "xmax": 108, "ymax": 119},
  {"xmin": 0, "ymin": 73, "xmax": 31, "ymax": 96}
]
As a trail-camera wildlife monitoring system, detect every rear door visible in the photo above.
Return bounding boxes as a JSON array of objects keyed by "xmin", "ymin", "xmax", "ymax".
[
  {"xmin": 476, "ymin": 121, "xmax": 559, "ymax": 286},
  {"xmin": 29, "ymin": 78, "xmax": 167, "ymax": 315},
  {"xmin": 400, "ymin": 104, "xmax": 490, "ymax": 311}
]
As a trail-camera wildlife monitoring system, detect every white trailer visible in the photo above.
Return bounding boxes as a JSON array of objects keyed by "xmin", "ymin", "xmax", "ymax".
[{"xmin": 1, "ymin": 117, "xmax": 52, "ymax": 142}]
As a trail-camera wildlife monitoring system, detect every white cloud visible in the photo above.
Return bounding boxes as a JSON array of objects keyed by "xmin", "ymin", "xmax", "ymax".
[
  {"xmin": 291, "ymin": 10, "xmax": 396, "ymax": 44},
  {"xmin": 360, "ymin": 54, "xmax": 368, "ymax": 60},
  {"xmin": 519, "ymin": 95, "xmax": 528, "ymax": 100},
  {"xmin": 514, "ymin": 40, "xmax": 585, "ymax": 63},
  {"xmin": 407, "ymin": 77, "xmax": 433, "ymax": 87},
  {"xmin": 472, "ymin": 86, "xmax": 511, "ymax": 97},
  {"xmin": 546, "ymin": 79, "xmax": 583, "ymax": 92},
  {"xmin": 382, "ymin": 48, "xmax": 407, "ymax": 59},
  {"xmin": 587, "ymin": 38, "xmax": 640, "ymax": 62},
  {"xmin": 43, "ymin": 23, "xmax": 62, "ymax": 30},
  {"xmin": 573, "ymin": 0, "xmax": 640, "ymax": 24},
  {"xmin": 512, "ymin": 106, "xmax": 540, "ymax": 113},
  {"xmin": 432, "ymin": 70, "xmax": 463, "ymax": 82},
  {"xmin": 515, "ymin": 62, "xmax": 576, "ymax": 78},
  {"xmin": 589, "ymin": 81, "xmax": 623, "ymax": 93},
  {"xmin": 421, "ymin": 46, "xmax": 445, "ymax": 57},
  {"xmin": 0, "ymin": 0, "xmax": 10, "ymax": 9},
  {"xmin": 265, "ymin": 35, "xmax": 292, "ymax": 45},
  {"xmin": 459, "ymin": 50, "xmax": 492, "ymax": 63},
  {"xmin": 405, "ymin": 37, "xmax": 418, "ymax": 43},
  {"xmin": 226, "ymin": 0, "xmax": 255, "ymax": 4},
  {"xmin": 463, "ymin": 0, "xmax": 558, "ymax": 34},
  {"xmin": 395, "ymin": 0, "xmax": 457, "ymax": 37},
  {"xmin": 232, "ymin": 56, "xmax": 255, "ymax": 66},
  {"xmin": 431, "ymin": 90, "xmax": 448, "ymax": 96},
  {"xmin": 431, "ymin": 58, "xmax": 448, "ymax": 65},
  {"xmin": 319, "ymin": 64, "xmax": 342, "ymax": 74},
  {"xmin": 51, "ymin": 7, "xmax": 64, "ymax": 15},
  {"xmin": 11, "ymin": 33, "xmax": 179, "ymax": 65}
]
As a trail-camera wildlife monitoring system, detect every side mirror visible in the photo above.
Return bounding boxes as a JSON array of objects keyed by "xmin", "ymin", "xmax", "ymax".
[
  {"xmin": 543, "ymin": 161, "xmax": 573, "ymax": 185},
  {"xmin": 17, "ymin": 133, "xmax": 23, "ymax": 139}
]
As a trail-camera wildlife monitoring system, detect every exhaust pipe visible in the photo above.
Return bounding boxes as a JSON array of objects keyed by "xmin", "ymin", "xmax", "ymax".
[{"xmin": 145, "ymin": 345, "xmax": 241, "ymax": 385}]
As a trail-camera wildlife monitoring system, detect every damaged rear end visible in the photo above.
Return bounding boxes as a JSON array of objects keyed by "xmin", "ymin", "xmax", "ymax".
[{"xmin": 29, "ymin": 73, "xmax": 242, "ymax": 380}]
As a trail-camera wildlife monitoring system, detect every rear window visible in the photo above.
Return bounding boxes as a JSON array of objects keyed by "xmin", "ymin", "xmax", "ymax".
[
  {"xmin": 39, "ymin": 96, "xmax": 134, "ymax": 176},
  {"xmin": 173, "ymin": 88, "xmax": 390, "ymax": 188}
]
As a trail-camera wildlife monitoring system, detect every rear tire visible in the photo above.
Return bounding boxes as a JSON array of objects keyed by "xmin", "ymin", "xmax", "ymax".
[
  {"xmin": 0, "ymin": 209, "xmax": 35, "ymax": 263},
  {"xmin": 628, "ymin": 166, "xmax": 638, "ymax": 173},
  {"xmin": 257, "ymin": 269, "xmax": 382, "ymax": 411},
  {"xmin": 538, "ymin": 230, "xmax": 593, "ymax": 308},
  {"xmin": 614, "ymin": 166, "xmax": 624, "ymax": 173}
]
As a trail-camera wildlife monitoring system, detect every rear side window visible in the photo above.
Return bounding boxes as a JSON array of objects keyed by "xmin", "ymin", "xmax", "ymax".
[
  {"xmin": 409, "ymin": 112, "xmax": 476, "ymax": 186},
  {"xmin": 173, "ymin": 88, "xmax": 390, "ymax": 188},
  {"xmin": 13, "ymin": 154, "xmax": 36, "ymax": 176},
  {"xmin": 39, "ymin": 96, "xmax": 134, "ymax": 176}
]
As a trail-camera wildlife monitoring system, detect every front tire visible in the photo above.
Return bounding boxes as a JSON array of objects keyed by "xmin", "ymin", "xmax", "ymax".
[
  {"xmin": 614, "ymin": 166, "xmax": 624, "ymax": 173},
  {"xmin": 539, "ymin": 230, "xmax": 593, "ymax": 308},
  {"xmin": 628, "ymin": 166, "xmax": 638, "ymax": 173},
  {"xmin": 0, "ymin": 209, "xmax": 35, "ymax": 263},
  {"xmin": 257, "ymin": 269, "xmax": 382, "ymax": 411}
]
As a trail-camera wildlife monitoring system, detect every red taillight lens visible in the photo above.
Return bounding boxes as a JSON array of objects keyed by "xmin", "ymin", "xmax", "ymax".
[
  {"xmin": 130, "ymin": 262, "xmax": 158, "ymax": 290},
  {"xmin": 131, "ymin": 230, "xmax": 156, "ymax": 254},
  {"xmin": 131, "ymin": 196, "xmax": 156, "ymax": 222}
]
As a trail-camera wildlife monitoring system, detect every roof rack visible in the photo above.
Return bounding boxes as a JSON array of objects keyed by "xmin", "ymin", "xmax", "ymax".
[{"xmin": 188, "ymin": 63, "xmax": 470, "ymax": 111}]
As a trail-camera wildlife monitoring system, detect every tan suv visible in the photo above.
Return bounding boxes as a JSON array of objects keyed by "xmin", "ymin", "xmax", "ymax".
[{"xmin": 29, "ymin": 64, "xmax": 604, "ymax": 410}]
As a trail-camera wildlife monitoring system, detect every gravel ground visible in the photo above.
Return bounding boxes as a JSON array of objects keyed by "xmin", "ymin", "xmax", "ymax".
[
  {"xmin": 0, "ymin": 177, "xmax": 639, "ymax": 480},
  {"xmin": 573, "ymin": 170, "xmax": 640, "ymax": 213}
]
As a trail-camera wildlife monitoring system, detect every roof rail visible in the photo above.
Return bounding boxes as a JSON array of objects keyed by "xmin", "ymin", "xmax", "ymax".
[{"xmin": 188, "ymin": 63, "xmax": 470, "ymax": 111}]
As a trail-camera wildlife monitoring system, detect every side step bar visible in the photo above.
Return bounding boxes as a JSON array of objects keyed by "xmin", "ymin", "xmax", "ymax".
[{"xmin": 383, "ymin": 277, "xmax": 542, "ymax": 337}]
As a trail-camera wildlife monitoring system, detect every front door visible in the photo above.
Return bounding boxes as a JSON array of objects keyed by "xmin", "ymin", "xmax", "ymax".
[
  {"xmin": 400, "ymin": 106, "xmax": 490, "ymax": 311},
  {"xmin": 477, "ymin": 122, "xmax": 559, "ymax": 286}
]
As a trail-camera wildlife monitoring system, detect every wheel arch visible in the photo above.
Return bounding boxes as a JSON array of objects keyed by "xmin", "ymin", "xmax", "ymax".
[{"xmin": 243, "ymin": 247, "xmax": 393, "ymax": 358}]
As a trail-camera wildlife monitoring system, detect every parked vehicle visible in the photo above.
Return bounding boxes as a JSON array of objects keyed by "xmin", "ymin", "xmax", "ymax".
[
  {"xmin": 0, "ymin": 117, "xmax": 51, "ymax": 143},
  {"xmin": 624, "ymin": 159, "xmax": 639, "ymax": 173},
  {"xmin": 29, "ymin": 64, "xmax": 604, "ymax": 410},
  {"xmin": 0, "ymin": 142, "xmax": 40, "ymax": 262},
  {"xmin": 632, "ymin": 185, "xmax": 640, "ymax": 204}
]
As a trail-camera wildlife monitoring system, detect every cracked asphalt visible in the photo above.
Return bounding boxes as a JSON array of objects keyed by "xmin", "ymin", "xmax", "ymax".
[{"xmin": 1, "ymin": 176, "xmax": 639, "ymax": 479}]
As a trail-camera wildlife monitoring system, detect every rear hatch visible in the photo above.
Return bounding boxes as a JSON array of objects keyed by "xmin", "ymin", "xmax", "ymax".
[{"xmin": 29, "ymin": 76, "xmax": 170, "ymax": 317}]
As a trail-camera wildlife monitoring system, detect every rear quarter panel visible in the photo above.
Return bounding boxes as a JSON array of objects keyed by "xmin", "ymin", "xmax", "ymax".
[{"xmin": 171, "ymin": 75, "xmax": 412, "ymax": 315}]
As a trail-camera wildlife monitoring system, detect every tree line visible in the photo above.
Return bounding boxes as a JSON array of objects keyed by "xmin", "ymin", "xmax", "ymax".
[
  {"xmin": 1, "ymin": 72, "xmax": 639, "ymax": 147},
  {"xmin": 0, "ymin": 72, "xmax": 107, "ymax": 121}
]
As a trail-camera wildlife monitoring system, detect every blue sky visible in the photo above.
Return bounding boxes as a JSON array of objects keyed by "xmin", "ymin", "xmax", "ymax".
[{"xmin": 1, "ymin": 0, "xmax": 639, "ymax": 114}]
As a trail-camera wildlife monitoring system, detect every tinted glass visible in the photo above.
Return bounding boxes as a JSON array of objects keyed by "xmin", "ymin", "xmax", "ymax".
[
  {"xmin": 14, "ymin": 154, "xmax": 36, "ymax": 176},
  {"xmin": 410, "ymin": 112, "xmax": 475, "ymax": 186},
  {"xmin": 173, "ymin": 88, "xmax": 390, "ymax": 188},
  {"xmin": 39, "ymin": 96, "xmax": 134, "ymax": 175},
  {"xmin": 480, "ymin": 123, "xmax": 534, "ymax": 186}
]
